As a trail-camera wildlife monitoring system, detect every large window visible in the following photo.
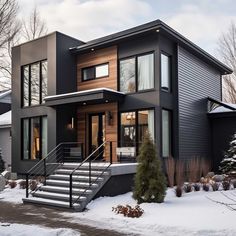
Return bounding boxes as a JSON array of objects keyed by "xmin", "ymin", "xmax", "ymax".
[
  {"xmin": 120, "ymin": 109, "xmax": 154, "ymax": 150},
  {"xmin": 22, "ymin": 116, "xmax": 47, "ymax": 160},
  {"xmin": 22, "ymin": 60, "xmax": 48, "ymax": 107},
  {"xmin": 161, "ymin": 53, "xmax": 171, "ymax": 91},
  {"xmin": 82, "ymin": 63, "xmax": 109, "ymax": 81},
  {"xmin": 162, "ymin": 109, "xmax": 172, "ymax": 157},
  {"xmin": 119, "ymin": 53, "xmax": 154, "ymax": 93}
]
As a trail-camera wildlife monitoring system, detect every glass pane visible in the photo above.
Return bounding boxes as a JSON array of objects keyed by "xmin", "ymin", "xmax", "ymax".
[
  {"xmin": 120, "ymin": 58, "xmax": 135, "ymax": 93},
  {"xmin": 161, "ymin": 54, "xmax": 171, "ymax": 90},
  {"xmin": 23, "ymin": 119, "xmax": 29, "ymax": 160},
  {"xmin": 41, "ymin": 61, "xmax": 48, "ymax": 103},
  {"xmin": 42, "ymin": 117, "xmax": 47, "ymax": 158},
  {"xmin": 96, "ymin": 64, "xmax": 108, "ymax": 78},
  {"xmin": 138, "ymin": 110, "xmax": 154, "ymax": 144},
  {"xmin": 162, "ymin": 110, "xmax": 170, "ymax": 157},
  {"xmin": 83, "ymin": 67, "xmax": 95, "ymax": 80},
  {"xmin": 31, "ymin": 63, "xmax": 40, "ymax": 105},
  {"xmin": 120, "ymin": 112, "xmax": 136, "ymax": 147},
  {"xmin": 31, "ymin": 117, "xmax": 40, "ymax": 160},
  {"xmin": 138, "ymin": 54, "xmax": 154, "ymax": 90},
  {"xmin": 91, "ymin": 116, "xmax": 99, "ymax": 151},
  {"xmin": 23, "ymin": 66, "xmax": 29, "ymax": 107}
]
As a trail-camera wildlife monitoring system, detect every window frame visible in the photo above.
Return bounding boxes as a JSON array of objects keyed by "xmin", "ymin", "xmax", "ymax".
[
  {"xmin": 119, "ymin": 51, "xmax": 155, "ymax": 94},
  {"xmin": 81, "ymin": 63, "xmax": 109, "ymax": 82},
  {"xmin": 21, "ymin": 59, "xmax": 47, "ymax": 107},
  {"xmin": 119, "ymin": 108, "xmax": 155, "ymax": 154},
  {"xmin": 21, "ymin": 116, "xmax": 47, "ymax": 161},
  {"xmin": 161, "ymin": 108, "xmax": 173, "ymax": 158},
  {"xmin": 160, "ymin": 52, "xmax": 172, "ymax": 92}
]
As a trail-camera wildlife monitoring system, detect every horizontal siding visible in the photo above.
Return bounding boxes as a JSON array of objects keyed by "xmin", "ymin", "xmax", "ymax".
[{"xmin": 178, "ymin": 46, "xmax": 221, "ymax": 160}]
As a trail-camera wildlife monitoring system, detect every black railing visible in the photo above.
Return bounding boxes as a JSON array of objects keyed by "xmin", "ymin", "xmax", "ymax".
[
  {"xmin": 25, "ymin": 142, "xmax": 83, "ymax": 198},
  {"xmin": 69, "ymin": 141, "xmax": 113, "ymax": 208}
]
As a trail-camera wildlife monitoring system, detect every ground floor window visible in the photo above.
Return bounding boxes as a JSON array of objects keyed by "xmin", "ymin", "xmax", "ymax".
[
  {"xmin": 120, "ymin": 109, "xmax": 155, "ymax": 151},
  {"xmin": 162, "ymin": 109, "xmax": 172, "ymax": 157},
  {"xmin": 22, "ymin": 116, "xmax": 47, "ymax": 160}
]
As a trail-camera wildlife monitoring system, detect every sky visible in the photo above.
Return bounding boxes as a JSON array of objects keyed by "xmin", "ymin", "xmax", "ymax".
[{"xmin": 18, "ymin": 0, "xmax": 236, "ymax": 57}]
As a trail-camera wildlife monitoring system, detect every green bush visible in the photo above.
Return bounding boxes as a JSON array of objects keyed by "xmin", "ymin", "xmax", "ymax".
[{"xmin": 133, "ymin": 134, "xmax": 167, "ymax": 204}]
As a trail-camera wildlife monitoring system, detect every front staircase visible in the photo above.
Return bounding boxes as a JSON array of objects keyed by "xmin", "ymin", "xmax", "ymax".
[{"xmin": 22, "ymin": 142, "xmax": 112, "ymax": 211}]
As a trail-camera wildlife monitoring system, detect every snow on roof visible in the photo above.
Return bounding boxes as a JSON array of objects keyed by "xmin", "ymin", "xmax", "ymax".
[
  {"xmin": 209, "ymin": 103, "xmax": 236, "ymax": 113},
  {"xmin": 0, "ymin": 110, "xmax": 11, "ymax": 127},
  {"xmin": 0, "ymin": 90, "xmax": 11, "ymax": 99}
]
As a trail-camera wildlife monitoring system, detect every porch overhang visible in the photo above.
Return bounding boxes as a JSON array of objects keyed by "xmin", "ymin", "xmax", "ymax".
[{"xmin": 44, "ymin": 88, "xmax": 125, "ymax": 107}]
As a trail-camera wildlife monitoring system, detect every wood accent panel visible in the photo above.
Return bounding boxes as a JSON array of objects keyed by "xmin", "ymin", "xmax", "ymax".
[
  {"xmin": 77, "ymin": 46, "xmax": 117, "ymax": 91},
  {"xmin": 77, "ymin": 103, "xmax": 118, "ymax": 162}
]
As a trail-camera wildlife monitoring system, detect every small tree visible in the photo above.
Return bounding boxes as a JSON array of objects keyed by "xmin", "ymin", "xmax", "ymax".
[
  {"xmin": 133, "ymin": 134, "xmax": 167, "ymax": 203},
  {"xmin": 220, "ymin": 134, "xmax": 236, "ymax": 174}
]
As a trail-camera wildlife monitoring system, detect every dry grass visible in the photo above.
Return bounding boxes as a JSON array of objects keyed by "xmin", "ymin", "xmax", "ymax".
[
  {"xmin": 165, "ymin": 157, "xmax": 175, "ymax": 187},
  {"xmin": 187, "ymin": 157, "xmax": 201, "ymax": 183},
  {"xmin": 176, "ymin": 159, "xmax": 185, "ymax": 186},
  {"xmin": 200, "ymin": 158, "xmax": 211, "ymax": 178}
]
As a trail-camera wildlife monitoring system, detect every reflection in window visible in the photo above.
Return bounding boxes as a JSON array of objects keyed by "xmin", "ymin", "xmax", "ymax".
[
  {"xmin": 23, "ymin": 66, "xmax": 29, "ymax": 107},
  {"xmin": 162, "ymin": 109, "xmax": 171, "ymax": 157},
  {"xmin": 138, "ymin": 54, "xmax": 154, "ymax": 90},
  {"xmin": 82, "ymin": 63, "xmax": 109, "ymax": 81},
  {"xmin": 23, "ymin": 119, "xmax": 29, "ymax": 160},
  {"xmin": 96, "ymin": 64, "xmax": 109, "ymax": 78},
  {"xmin": 138, "ymin": 110, "xmax": 154, "ymax": 143},
  {"xmin": 41, "ymin": 61, "xmax": 48, "ymax": 103},
  {"xmin": 30, "ymin": 63, "xmax": 40, "ymax": 105},
  {"xmin": 161, "ymin": 54, "xmax": 171, "ymax": 91},
  {"xmin": 83, "ymin": 67, "xmax": 95, "ymax": 81},
  {"xmin": 120, "ymin": 112, "xmax": 136, "ymax": 147},
  {"xmin": 22, "ymin": 116, "xmax": 47, "ymax": 160},
  {"xmin": 120, "ymin": 58, "xmax": 135, "ymax": 93}
]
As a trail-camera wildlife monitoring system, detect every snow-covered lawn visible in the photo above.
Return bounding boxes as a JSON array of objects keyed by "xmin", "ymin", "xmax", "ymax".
[
  {"xmin": 1, "ymin": 186, "xmax": 236, "ymax": 236},
  {"xmin": 0, "ymin": 222, "xmax": 80, "ymax": 236}
]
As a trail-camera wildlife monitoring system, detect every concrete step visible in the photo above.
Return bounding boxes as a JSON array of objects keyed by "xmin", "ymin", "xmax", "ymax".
[
  {"xmin": 33, "ymin": 191, "xmax": 87, "ymax": 202},
  {"xmin": 23, "ymin": 197, "xmax": 81, "ymax": 209},
  {"xmin": 49, "ymin": 174, "xmax": 104, "ymax": 182},
  {"xmin": 61, "ymin": 162, "xmax": 110, "ymax": 170},
  {"xmin": 39, "ymin": 185, "xmax": 93, "ymax": 195},
  {"xmin": 46, "ymin": 179, "xmax": 99, "ymax": 188},
  {"xmin": 55, "ymin": 169, "xmax": 110, "ymax": 176}
]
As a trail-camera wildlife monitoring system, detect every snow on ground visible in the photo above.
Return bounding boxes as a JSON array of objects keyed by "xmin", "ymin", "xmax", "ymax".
[
  {"xmin": 62, "ymin": 189, "xmax": 236, "ymax": 236},
  {"xmin": 1, "ymin": 186, "xmax": 236, "ymax": 235},
  {"xmin": 0, "ymin": 222, "xmax": 80, "ymax": 236}
]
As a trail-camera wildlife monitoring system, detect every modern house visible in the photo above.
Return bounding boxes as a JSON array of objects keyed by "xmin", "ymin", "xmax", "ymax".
[
  {"xmin": 11, "ymin": 20, "xmax": 232, "ymax": 210},
  {"xmin": 0, "ymin": 90, "xmax": 11, "ymax": 169}
]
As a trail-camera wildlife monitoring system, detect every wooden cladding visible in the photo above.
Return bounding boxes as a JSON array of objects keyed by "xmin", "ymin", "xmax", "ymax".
[
  {"xmin": 77, "ymin": 103, "xmax": 118, "ymax": 162},
  {"xmin": 77, "ymin": 46, "xmax": 117, "ymax": 91}
]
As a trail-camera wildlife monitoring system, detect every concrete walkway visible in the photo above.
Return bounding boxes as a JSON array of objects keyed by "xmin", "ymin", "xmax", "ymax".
[{"xmin": 0, "ymin": 202, "xmax": 129, "ymax": 236}]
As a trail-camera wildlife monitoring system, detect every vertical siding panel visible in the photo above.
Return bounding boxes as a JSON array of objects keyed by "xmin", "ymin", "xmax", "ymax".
[{"xmin": 178, "ymin": 46, "xmax": 221, "ymax": 160}]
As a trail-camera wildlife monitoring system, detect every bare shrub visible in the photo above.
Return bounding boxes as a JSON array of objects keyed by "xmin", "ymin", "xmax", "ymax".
[
  {"xmin": 211, "ymin": 182, "xmax": 220, "ymax": 191},
  {"xmin": 187, "ymin": 157, "xmax": 201, "ymax": 183},
  {"xmin": 8, "ymin": 180, "xmax": 17, "ymax": 189},
  {"xmin": 165, "ymin": 157, "xmax": 175, "ymax": 187},
  {"xmin": 19, "ymin": 180, "xmax": 26, "ymax": 189},
  {"xmin": 176, "ymin": 159, "xmax": 185, "ymax": 186},
  {"xmin": 29, "ymin": 180, "xmax": 38, "ymax": 191},
  {"xmin": 184, "ymin": 183, "xmax": 192, "ymax": 193},
  {"xmin": 112, "ymin": 205, "xmax": 144, "ymax": 218},
  {"xmin": 193, "ymin": 183, "xmax": 201, "ymax": 191},
  {"xmin": 175, "ymin": 186, "xmax": 183, "ymax": 197},
  {"xmin": 222, "ymin": 180, "xmax": 231, "ymax": 191},
  {"xmin": 203, "ymin": 183, "xmax": 210, "ymax": 192}
]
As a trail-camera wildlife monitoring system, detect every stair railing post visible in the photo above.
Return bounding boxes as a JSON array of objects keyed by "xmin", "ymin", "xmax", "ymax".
[
  {"xmin": 110, "ymin": 142, "xmax": 112, "ymax": 164},
  {"xmin": 43, "ymin": 159, "xmax": 47, "ymax": 185},
  {"xmin": 89, "ymin": 157, "xmax": 91, "ymax": 186},
  {"xmin": 26, "ymin": 173, "xmax": 29, "ymax": 198},
  {"xmin": 69, "ymin": 174, "xmax": 73, "ymax": 208}
]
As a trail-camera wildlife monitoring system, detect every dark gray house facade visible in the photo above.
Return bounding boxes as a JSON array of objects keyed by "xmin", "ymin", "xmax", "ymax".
[{"xmin": 12, "ymin": 20, "xmax": 232, "ymax": 175}]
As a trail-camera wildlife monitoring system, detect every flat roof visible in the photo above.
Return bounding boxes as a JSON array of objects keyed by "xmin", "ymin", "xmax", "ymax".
[{"xmin": 70, "ymin": 20, "xmax": 232, "ymax": 74}]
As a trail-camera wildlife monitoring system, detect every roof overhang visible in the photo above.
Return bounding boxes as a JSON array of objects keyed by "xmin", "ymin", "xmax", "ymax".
[
  {"xmin": 70, "ymin": 20, "xmax": 232, "ymax": 75},
  {"xmin": 44, "ymin": 88, "xmax": 125, "ymax": 107}
]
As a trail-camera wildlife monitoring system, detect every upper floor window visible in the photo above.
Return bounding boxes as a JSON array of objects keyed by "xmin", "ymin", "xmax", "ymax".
[
  {"xmin": 82, "ymin": 63, "xmax": 109, "ymax": 81},
  {"xmin": 119, "ymin": 52, "xmax": 154, "ymax": 93},
  {"xmin": 161, "ymin": 53, "xmax": 171, "ymax": 91},
  {"xmin": 22, "ymin": 60, "xmax": 48, "ymax": 107}
]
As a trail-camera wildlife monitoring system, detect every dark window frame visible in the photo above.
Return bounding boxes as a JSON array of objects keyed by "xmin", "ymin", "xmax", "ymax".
[
  {"xmin": 81, "ymin": 63, "xmax": 109, "ymax": 82},
  {"xmin": 119, "ymin": 108, "xmax": 155, "ymax": 155},
  {"xmin": 161, "ymin": 108, "xmax": 173, "ymax": 158},
  {"xmin": 21, "ymin": 116, "xmax": 47, "ymax": 160},
  {"xmin": 118, "ymin": 51, "xmax": 155, "ymax": 94},
  {"xmin": 21, "ymin": 59, "xmax": 47, "ymax": 107},
  {"xmin": 160, "ymin": 51, "xmax": 172, "ymax": 93}
]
